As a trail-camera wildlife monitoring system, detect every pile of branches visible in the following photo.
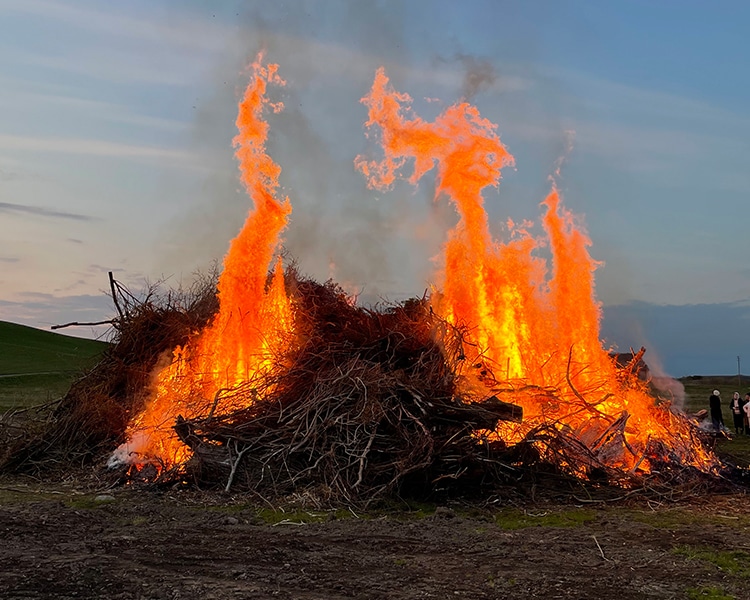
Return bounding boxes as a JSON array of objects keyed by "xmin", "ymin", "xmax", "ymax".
[
  {"xmin": 3, "ymin": 266, "xmax": 735, "ymax": 504},
  {"xmin": 163, "ymin": 275, "xmax": 522, "ymax": 504},
  {"xmin": 0, "ymin": 270, "xmax": 219, "ymax": 473},
  {"xmin": 164, "ymin": 274, "xmax": 737, "ymax": 503}
]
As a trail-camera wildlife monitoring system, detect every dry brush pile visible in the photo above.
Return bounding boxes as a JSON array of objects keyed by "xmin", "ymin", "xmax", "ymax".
[
  {"xmin": 166, "ymin": 274, "xmax": 523, "ymax": 504},
  {"xmin": 0, "ymin": 272, "xmax": 219, "ymax": 474},
  {"xmin": 0, "ymin": 268, "xmax": 739, "ymax": 504}
]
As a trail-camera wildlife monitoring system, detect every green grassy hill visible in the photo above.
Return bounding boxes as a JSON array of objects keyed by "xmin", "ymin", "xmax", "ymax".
[{"xmin": 0, "ymin": 321, "xmax": 109, "ymax": 412}]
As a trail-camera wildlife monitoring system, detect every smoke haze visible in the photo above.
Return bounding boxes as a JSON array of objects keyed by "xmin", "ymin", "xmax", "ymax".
[{"xmin": 153, "ymin": 1, "xmax": 540, "ymax": 305}]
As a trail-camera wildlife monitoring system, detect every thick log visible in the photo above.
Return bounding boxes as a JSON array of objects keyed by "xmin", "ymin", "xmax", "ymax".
[
  {"xmin": 478, "ymin": 395, "xmax": 523, "ymax": 423},
  {"xmin": 174, "ymin": 415, "xmax": 203, "ymax": 451},
  {"xmin": 427, "ymin": 395, "xmax": 522, "ymax": 429}
]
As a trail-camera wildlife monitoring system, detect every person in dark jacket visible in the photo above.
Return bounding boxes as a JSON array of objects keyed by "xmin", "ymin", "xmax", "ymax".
[
  {"xmin": 729, "ymin": 391, "xmax": 744, "ymax": 434},
  {"xmin": 709, "ymin": 389, "xmax": 725, "ymax": 432}
]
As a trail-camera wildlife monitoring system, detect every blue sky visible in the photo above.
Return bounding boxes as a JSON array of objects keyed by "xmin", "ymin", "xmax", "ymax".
[{"xmin": 0, "ymin": 0, "xmax": 748, "ymax": 376}]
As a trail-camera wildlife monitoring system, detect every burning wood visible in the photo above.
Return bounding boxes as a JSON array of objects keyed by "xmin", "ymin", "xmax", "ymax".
[
  {"xmin": 0, "ymin": 271, "xmax": 219, "ymax": 473},
  {"xmin": 1, "ymin": 54, "xmax": 730, "ymax": 504},
  {"xmin": 112, "ymin": 275, "xmax": 525, "ymax": 502}
]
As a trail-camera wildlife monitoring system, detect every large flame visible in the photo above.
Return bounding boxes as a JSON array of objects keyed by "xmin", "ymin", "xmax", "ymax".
[
  {"xmin": 355, "ymin": 68, "xmax": 716, "ymax": 475},
  {"xmin": 110, "ymin": 55, "xmax": 295, "ymax": 469},
  {"xmin": 111, "ymin": 59, "xmax": 717, "ymax": 478}
]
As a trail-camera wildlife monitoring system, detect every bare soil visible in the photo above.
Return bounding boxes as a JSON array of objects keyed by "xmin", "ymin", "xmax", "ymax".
[{"xmin": 1, "ymin": 477, "xmax": 749, "ymax": 600}]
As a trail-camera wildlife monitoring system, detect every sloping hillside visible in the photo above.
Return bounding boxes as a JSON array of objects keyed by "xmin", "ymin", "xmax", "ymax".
[
  {"xmin": 0, "ymin": 321, "xmax": 107, "ymax": 375},
  {"xmin": 0, "ymin": 321, "xmax": 108, "ymax": 410}
]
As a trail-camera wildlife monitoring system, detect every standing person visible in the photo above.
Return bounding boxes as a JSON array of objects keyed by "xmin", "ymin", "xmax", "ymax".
[
  {"xmin": 709, "ymin": 389, "xmax": 725, "ymax": 433},
  {"xmin": 730, "ymin": 391, "xmax": 744, "ymax": 434},
  {"xmin": 743, "ymin": 392, "xmax": 750, "ymax": 435}
]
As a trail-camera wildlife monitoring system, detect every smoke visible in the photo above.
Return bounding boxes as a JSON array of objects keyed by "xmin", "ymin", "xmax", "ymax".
[
  {"xmin": 151, "ymin": 2, "xmax": 549, "ymax": 307},
  {"xmin": 649, "ymin": 361, "xmax": 687, "ymax": 411},
  {"xmin": 435, "ymin": 54, "xmax": 498, "ymax": 101},
  {"xmin": 600, "ymin": 306, "xmax": 688, "ymax": 408},
  {"xmin": 148, "ymin": 3, "xmax": 441, "ymax": 303}
]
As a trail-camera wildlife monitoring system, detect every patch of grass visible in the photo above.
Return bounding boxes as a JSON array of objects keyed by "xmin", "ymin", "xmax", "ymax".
[
  {"xmin": 454, "ymin": 506, "xmax": 493, "ymax": 521},
  {"xmin": 65, "ymin": 496, "xmax": 102, "ymax": 510},
  {"xmin": 494, "ymin": 508, "xmax": 596, "ymax": 530},
  {"xmin": 254, "ymin": 507, "xmax": 351, "ymax": 524},
  {"xmin": 0, "ymin": 373, "xmax": 79, "ymax": 412},
  {"xmin": 628, "ymin": 508, "xmax": 714, "ymax": 530},
  {"xmin": 199, "ymin": 502, "xmax": 355, "ymax": 523},
  {"xmin": 674, "ymin": 545, "xmax": 750, "ymax": 578},
  {"xmin": 714, "ymin": 435, "xmax": 750, "ymax": 468},
  {"xmin": 0, "ymin": 321, "xmax": 107, "ymax": 374},
  {"xmin": 0, "ymin": 486, "xmax": 69, "ymax": 504},
  {"xmin": 198, "ymin": 502, "xmax": 252, "ymax": 514},
  {"xmin": 680, "ymin": 376, "xmax": 748, "ymax": 416},
  {"xmin": 685, "ymin": 586, "xmax": 735, "ymax": 600},
  {"xmin": 0, "ymin": 321, "xmax": 108, "ymax": 411},
  {"xmin": 371, "ymin": 499, "xmax": 437, "ymax": 520},
  {"xmin": 394, "ymin": 501, "xmax": 436, "ymax": 520}
]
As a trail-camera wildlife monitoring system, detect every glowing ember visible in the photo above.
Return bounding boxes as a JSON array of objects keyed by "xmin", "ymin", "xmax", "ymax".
[{"xmin": 110, "ymin": 58, "xmax": 718, "ymax": 481}]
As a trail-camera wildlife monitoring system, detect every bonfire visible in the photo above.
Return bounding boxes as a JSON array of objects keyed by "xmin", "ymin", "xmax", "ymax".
[{"xmin": 1, "ymin": 54, "xmax": 726, "ymax": 505}]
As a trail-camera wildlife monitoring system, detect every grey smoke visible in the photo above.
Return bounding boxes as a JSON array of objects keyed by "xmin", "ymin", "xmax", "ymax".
[
  {"xmin": 435, "ymin": 54, "xmax": 498, "ymax": 101},
  {"xmin": 153, "ymin": 2, "xmax": 526, "ymax": 305}
]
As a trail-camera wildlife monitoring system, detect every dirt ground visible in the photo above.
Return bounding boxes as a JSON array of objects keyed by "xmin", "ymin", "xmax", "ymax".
[{"xmin": 1, "ymin": 478, "xmax": 749, "ymax": 600}]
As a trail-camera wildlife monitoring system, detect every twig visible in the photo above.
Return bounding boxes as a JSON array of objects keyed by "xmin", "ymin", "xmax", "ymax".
[
  {"xmin": 225, "ymin": 442, "xmax": 252, "ymax": 493},
  {"xmin": 565, "ymin": 345, "xmax": 614, "ymax": 423},
  {"xmin": 109, "ymin": 271, "xmax": 125, "ymax": 320},
  {"xmin": 354, "ymin": 426, "xmax": 378, "ymax": 488},
  {"xmin": 52, "ymin": 320, "xmax": 115, "ymax": 330},
  {"xmin": 592, "ymin": 535, "xmax": 611, "ymax": 561}
]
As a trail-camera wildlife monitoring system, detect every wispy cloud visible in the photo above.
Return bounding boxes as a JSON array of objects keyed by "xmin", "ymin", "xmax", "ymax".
[
  {"xmin": 0, "ymin": 167, "xmax": 21, "ymax": 181},
  {"xmin": 0, "ymin": 256, "xmax": 19, "ymax": 263},
  {"xmin": 88, "ymin": 264, "xmax": 124, "ymax": 272},
  {"xmin": 0, "ymin": 291, "xmax": 115, "ymax": 338},
  {"xmin": 0, "ymin": 0, "xmax": 237, "ymax": 88},
  {"xmin": 0, "ymin": 86, "xmax": 186, "ymax": 133},
  {"xmin": 16, "ymin": 50, "xmax": 200, "ymax": 88},
  {"xmin": 538, "ymin": 66, "xmax": 750, "ymax": 175},
  {"xmin": 554, "ymin": 66, "xmax": 750, "ymax": 130},
  {"xmin": 53, "ymin": 278, "xmax": 87, "ymax": 293},
  {"xmin": 0, "ymin": 133, "xmax": 197, "ymax": 167},
  {"xmin": 0, "ymin": 201, "xmax": 96, "ymax": 221},
  {"xmin": 0, "ymin": 0, "xmax": 230, "ymax": 53}
]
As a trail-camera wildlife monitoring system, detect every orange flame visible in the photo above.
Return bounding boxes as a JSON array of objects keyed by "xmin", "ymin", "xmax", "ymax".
[
  {"xmin": 111, "ymin": 55, "xmax": 294, "ymax": 470},
  {"xmin": 112, "ymin": 61, "xmax": 717, "ymax": 479},
  {"xmin": 356, "ymin": 68, "xmax": 717, "ymax": 476}
]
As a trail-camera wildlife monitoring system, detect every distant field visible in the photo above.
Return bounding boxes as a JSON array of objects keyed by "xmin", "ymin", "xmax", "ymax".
[
  {"xmin": 672, "ymin": 375, "xmax": 750, "ymax": 466},
  {"xmin": 0, "ymin": 321, "xmax": 109, "ymax": 412},
  {"xmin": 678, "ymin": 374, "xmax": 750, "ymax": 414}
]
